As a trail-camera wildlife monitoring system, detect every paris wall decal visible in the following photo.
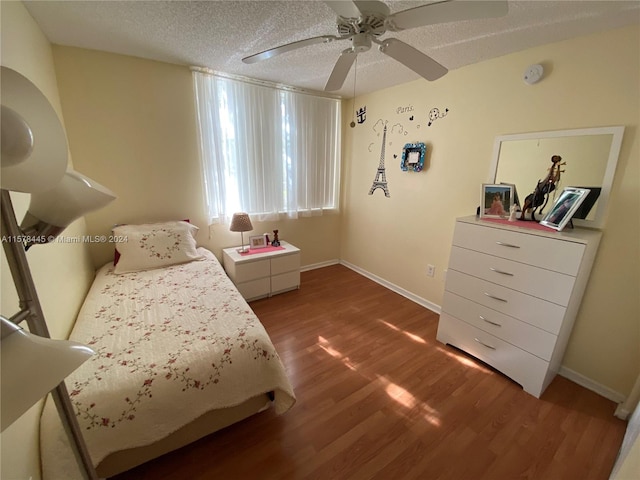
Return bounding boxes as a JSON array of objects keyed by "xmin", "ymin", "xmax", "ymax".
[{"xmin": 366, "ymin": 104, "xmax": 451, "ymax": 197}]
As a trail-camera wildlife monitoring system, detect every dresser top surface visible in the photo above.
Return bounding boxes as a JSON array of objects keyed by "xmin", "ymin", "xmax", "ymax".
[{"xmin": 458, "ymin": 216, "xmax": 602, "ymax": 244}]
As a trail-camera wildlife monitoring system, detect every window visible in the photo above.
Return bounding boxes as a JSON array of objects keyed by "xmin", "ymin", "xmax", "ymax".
[{"xmin": 193, "ymin": 70, "xmax": 341, "ymax": 223}]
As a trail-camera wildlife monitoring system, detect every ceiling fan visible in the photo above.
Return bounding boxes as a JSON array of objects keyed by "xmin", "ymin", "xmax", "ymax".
[{"xmin": 242, "ymin": 0, "xmax": 508, "ymax": 91}]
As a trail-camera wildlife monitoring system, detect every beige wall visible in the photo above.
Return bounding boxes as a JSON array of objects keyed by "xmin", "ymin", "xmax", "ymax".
[
  {"xmin": 340, "ymin": 25, "xmax": 639, "ymax": 398},
  {"xmin": 0, "ymin": 2, "xmax": 96, "ymax": 479},
  {"xmin": 52, "ymin": 47, "xmax": 342, "ymax": 269}
]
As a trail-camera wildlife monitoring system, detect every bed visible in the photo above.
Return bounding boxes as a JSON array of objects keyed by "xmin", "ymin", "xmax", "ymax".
[{"xmin": 40, "ymin": 221, "xmax": 296, "ymax": 479}]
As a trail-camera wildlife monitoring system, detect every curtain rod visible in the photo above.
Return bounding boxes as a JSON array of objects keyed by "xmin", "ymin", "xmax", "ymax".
[{"xmin": 190, "ymin": 66, "xmax": 342, "ymax": 100}]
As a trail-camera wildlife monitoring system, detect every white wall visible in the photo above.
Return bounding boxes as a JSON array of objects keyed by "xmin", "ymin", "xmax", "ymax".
[{"xmin": 0, "ymin": 2, "xmax": 96, "ymax": 479}]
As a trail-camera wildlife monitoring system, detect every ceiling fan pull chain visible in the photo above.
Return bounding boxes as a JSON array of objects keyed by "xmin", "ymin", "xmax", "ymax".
[{"xmin": 350, "ymin": 56, "xmax": 358, "ymax": 128}]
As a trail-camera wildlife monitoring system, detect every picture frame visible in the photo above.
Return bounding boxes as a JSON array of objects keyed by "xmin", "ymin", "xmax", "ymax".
[
  {"xmin": 480, "ymin": 184, "xmax": 514, "ymax": 219},
  {"xmin": 539, "ymin": 187, "xmax": 591, "ymax": 231},
  {"xmin": 249, "ymin": 235, "xmax": 267, "ymax": 249},
  {"xmin": 400, "ymin": 142, "xmax": 426, "ymax": 172}
]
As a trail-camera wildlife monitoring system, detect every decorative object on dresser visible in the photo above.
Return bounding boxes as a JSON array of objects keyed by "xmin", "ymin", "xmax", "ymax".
[
  {"xmin": 539, "ymin": 187, "xmax": 591, "ymax": 231},
  {"xmin": 480, "ymin": 184, "xmax": 514, "ymax": 219},
  {"xmin": 437, "ymin": 216, "xmax": 602, "ymax": 398},
  {"xmin": 249, "ymin": 234, "xmax": 268, "ymax": 249},
  {"xmin": 519, "ymin": 154, "xmax": 565, "ymax": 221},
  {"xmin": 271, "ymin": 229, "xmax": 281, "ymax": 247},
  {"xmin": 229, "ymin": 212, "xmax": 253, "ymax": 253},
  {"xmin": 223, "ymin": 241, "xmax": 300, "ymax": 301}
]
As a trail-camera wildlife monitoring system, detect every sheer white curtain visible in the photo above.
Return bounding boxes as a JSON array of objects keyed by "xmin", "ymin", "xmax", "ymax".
[{"xmin": 193, "ymin": 70, "xmax": 341, "ymax": 224}]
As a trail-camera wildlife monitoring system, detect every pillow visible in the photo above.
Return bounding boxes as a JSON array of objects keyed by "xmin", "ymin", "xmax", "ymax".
[
  {"xmin": 112, "ymin": 220, "xmax": 203, "ymax": 274},
  {"xmin": 113, "ymin": 218, "xmax": 191, "ymax": 265}
]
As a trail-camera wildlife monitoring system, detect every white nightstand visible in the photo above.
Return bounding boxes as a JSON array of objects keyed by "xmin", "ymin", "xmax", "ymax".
[{"xmin": 222, "ymin": 241, "xmax": 301, "ymax": 301}]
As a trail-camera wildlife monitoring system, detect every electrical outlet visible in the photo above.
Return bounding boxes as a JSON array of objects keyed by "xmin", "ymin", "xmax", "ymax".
[{"xmin": 427, "ymin": 264, "xmax": 435, "ymax": 277}]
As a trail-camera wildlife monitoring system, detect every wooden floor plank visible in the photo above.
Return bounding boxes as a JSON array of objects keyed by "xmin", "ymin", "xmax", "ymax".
[{"xmin": 112, "ymin": 265, "xmax": 627, "ymax": 480}]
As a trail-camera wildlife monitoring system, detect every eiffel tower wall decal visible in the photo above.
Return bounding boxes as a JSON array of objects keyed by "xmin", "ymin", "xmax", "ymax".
[{"xmin": 368, "ymin": 124, "xmax": 390, "ymax": 198}]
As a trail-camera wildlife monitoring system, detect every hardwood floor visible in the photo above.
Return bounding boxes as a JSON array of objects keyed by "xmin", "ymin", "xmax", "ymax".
[{"xmin": 112, "ymin": 265, "xmax": 627, "ymax": 480}]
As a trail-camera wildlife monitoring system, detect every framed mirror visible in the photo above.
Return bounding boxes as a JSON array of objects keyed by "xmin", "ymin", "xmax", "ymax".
[{"xmin": 488, "ymin": 126, "xmax": 624, "ymax": 229}]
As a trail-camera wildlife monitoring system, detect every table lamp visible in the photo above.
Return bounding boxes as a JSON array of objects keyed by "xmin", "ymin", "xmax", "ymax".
[{"xmin": 229, "ymin": 212, "xmax": 253, "ymax": 253}]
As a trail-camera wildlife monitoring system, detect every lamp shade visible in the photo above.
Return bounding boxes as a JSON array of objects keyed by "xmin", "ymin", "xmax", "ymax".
[
  {"xmin": 1, "ymin": 316, "xmax": 94, "ymax": 432},
  {"xmin": 229, "ymin": 212, "xmax": 253, "ymax": 232},
  {"xmin": 0, "ymin": 66, "xmax": 68, "ymax": 193},
  {"xmin": 20, "ymin": 169, "xmax": 116, "ymax": 244}
]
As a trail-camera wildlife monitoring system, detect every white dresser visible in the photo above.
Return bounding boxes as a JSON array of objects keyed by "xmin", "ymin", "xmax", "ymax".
[
  {"xmin": 436, "ymin": 216, "xmax": 602, "ymax": 398},
  {"xmin": 222, "ymin": 241, "xmax": 300, "ymax": 301}
]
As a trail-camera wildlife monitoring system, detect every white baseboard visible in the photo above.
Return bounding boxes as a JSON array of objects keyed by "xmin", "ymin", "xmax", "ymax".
[
  {"xmin": 339, "ymin": 260, "xmax": 441, "ymax": 315},
  {"xmin": 300, "ymin": 259, "xmax": 340, "ymax": 272},
  {"xmin": 559, "ymin": 366, "xmax": 626, "ymax": 405}
]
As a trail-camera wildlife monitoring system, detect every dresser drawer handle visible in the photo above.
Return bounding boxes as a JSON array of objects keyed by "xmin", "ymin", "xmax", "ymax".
[
  {"xmin": 479, "ymin": 315, "xmax": 502, "ymax": 327},
  {"xmin": 474, "ymin": 338, "xmax": 496, "ymax": 350},
  {"xmin": 490, "ymin": 267, "xmax": 514, "ymax": 276},
  {"xmin": 496, "ymin": 241, "xmax": 520, "ymax": 249},
  {"xmin": 484, "ymin": 292, "xmax": 508, "ymax": 303}
]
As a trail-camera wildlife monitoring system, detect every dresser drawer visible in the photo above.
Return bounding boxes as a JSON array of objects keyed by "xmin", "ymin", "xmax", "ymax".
[
  {"xmin": 453, "ymin": 221, "xmax": 584, "ymax": 276},
  {"xmin": 436, "ymin": 313, "xmax": 548, "ymax": 397},
  {"xmin": 445, "ymin": 270, "xmax": 565, "ymax": 334},
  {"xmin": 449, "ymin": 246, "xmax": 576, "ymax": 306},
  {"xmin": 271, "ymin": 253, "xmax": 300, "ymax": 276},
  {"xmin": 442, "ymin": 291, "xmax": 556, "ymax": 361}
]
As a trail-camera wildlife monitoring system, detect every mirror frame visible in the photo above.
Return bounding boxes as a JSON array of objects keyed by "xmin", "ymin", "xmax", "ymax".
[{"xmin": 488, "ymin": 126, "xmax": 625, "ymax": 230}]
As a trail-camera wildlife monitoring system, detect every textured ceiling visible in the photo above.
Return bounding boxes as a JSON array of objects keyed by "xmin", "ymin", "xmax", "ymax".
[{"xmin": 23, "ymin": 0, "xmax": 640, "ymax": 98}]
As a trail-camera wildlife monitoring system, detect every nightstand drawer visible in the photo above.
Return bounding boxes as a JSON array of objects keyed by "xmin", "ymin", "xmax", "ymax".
[
  {"xmin": 445, "ymin": 270, "xmax": 565, "ymax": 334},
  {"xmin": 271, "ymin": 253, "xmax": 300, "ymax": 276},
  {"xmin": 453, "ymin": 221, "xmax": 584, "ymax": 275},
  {"xmin": 442, "ymin": 291, "xmax": 556, "ymax": 361},
  {"xmin": 234, "ymin": 259, "xmax": 270, "ymax": 283},
  {"xmin": 271, "ymin": 271, "xmax": 300, "ymax": 294},
  {"xmin": 449, "ymin": 246, "xmax": 576, "ymax": 306},
  {"xmin": 236, "ymin": 278, "xmax": 270, "ymax": 301}
]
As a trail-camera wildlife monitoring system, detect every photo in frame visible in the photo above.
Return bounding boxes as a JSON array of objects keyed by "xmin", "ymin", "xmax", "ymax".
[
  {"xmin": 480, "ymin": 184, "xmax": 514, "ymax": 219},
  {"xmin": 249, "ymin": 235, "xmax": 267, "ymax": 249},
  {"xmin": 400, "ymin": 142, "xmax": 426, "ymax": 172},
  {"xmin": 539, "ymin": 187, "xmax": 591, "ymax": 231}
]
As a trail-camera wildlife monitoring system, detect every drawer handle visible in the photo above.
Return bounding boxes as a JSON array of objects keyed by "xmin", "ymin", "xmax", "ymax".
[
  {"xmin": 496, "ymin": 241, "xmax": 520, "ymax": 249},
  {"xmin": 474, "ymin": 337, "xmax": 496, "ymax": 350},
  {"xmin": 490, "ymin": 267, "xmax": 514, "ymax": 276},
  {"xmin": 484, "ymin": 292, "xmax": 508, "ymax": 303},
  {"xmin": 479, "ymin": 315, "xmax": 502, "ymax": 327}
]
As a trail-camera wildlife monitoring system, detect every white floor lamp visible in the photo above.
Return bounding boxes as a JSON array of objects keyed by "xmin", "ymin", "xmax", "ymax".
[{"xmin": 1, "ymin": 66, "xmax": 116, "ymax": 480}]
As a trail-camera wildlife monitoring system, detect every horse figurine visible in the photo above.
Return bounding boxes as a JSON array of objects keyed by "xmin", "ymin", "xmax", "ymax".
[{"xmin": 520, "ymin": 155, "xmax": 566, "ymax": 221}]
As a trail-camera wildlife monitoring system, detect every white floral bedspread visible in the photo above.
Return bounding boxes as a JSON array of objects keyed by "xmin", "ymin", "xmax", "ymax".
[{"xmin": 40, "ymin": 248, "xmax": 295, "ymax": 477}]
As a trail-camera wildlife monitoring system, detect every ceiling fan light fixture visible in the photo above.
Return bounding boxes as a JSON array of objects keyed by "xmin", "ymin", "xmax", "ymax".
[{"xmin": 351, "ymin": 33, "xmax": 372, "ymax": 53}]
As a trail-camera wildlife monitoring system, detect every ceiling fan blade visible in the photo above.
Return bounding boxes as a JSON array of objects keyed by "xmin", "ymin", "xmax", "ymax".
[
  {"xmin": 387, "ymin": 0, "xmax": 508, "ymax": 31},
  {"xmin": 379, "ymin": 38, "xmax": 447, "ymax": 81},
  {"xmin": 325, "ymin": 49, "xmax": 358, "ymax": 91},
  {"xmin": 242, "ymin": 35, "xmax": 339, "ymax": 64},
  {"xmin": 324, "ymin": 1, "xmax": 362, "ymax": 19}
]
